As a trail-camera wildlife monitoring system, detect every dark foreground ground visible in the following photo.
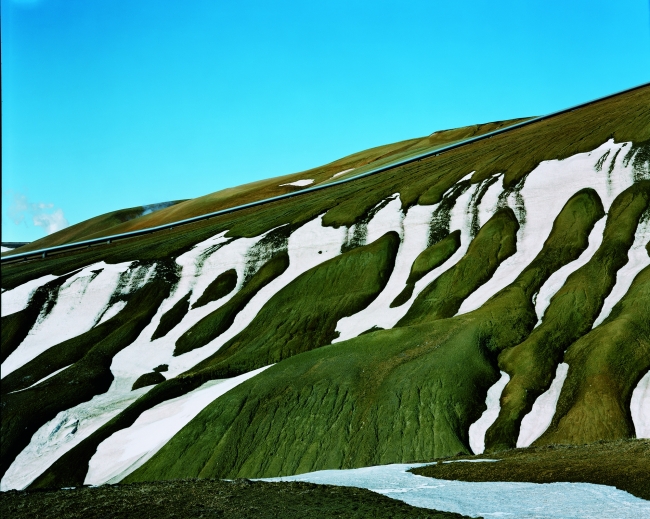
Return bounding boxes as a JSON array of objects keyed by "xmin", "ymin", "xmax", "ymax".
[
  {"xmin": 412, "ymin": 439, "xmax": 650, "ymax": 501},
  {"xmin": 0, "ymin": 478, "xmax": 471, "ymax": 519}
]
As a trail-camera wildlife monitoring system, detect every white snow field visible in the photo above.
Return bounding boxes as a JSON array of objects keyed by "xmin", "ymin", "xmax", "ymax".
[
  {"xmin": 1, "ymin": 261, "xmax": 134, "ymax": 378},
  {"xmin": 1, "ymin": 386, "xmax": 152, "ymax": 491},
  {"xmin": 533, "ymin": 217, "xmax": 606, "ymax": 325},
  {"xmin": 468, "ymin": 371, "xmax": 510, "ymax": 455},
  {"xmin": 1, "ymin": 273, "xmax": 59, "ymax": 316},
  {"xmin": 517, "ymin": 363, "xmax": 569, "ymax": 448},
  {"xmin": 280, "ymin": 179, "xmax": 314, "ymax": 187},
  {"xmin": 86, "ymin": 366, "xmax": 271, "ymax": 485},
  {"xmin": 630, "ymin": 370, "xmax": 650, "ymax": 439},
  {"xmin": 458, "ymin": 140, "xmax": 636, "ymax": 315},
  {"xmin": 592, "ymin": 212, "xmax": 650, "ymax": 328},
  {"xmin": 263, "ymin": 463, "xmax": 650, "ymax": 519}
]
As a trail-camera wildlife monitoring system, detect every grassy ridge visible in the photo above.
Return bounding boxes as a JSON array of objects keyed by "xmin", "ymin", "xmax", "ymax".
[
  {"xmin": 9, "ymin": 120, "xmax": 527, "ymax": 255},
  {"xmin": 411, "ymin": 439, "xmax": 650, "ymax": 501},
  {"xmin": 397, "ymin": 209, "xmax": 518, "ymax": 324},
  {"xmin": 174, "ymin": 253, "xmax": 290, "ymax": 356},
  {"xmin": 538, "ymin": 263, "xmax": 650, "ymax": 445},
  {"xmin": 390, "ymin": 230, "xmax": 461, "ymax": 307},
  {"xmin": 28, "ymin": 232, "xmax": 399, "ymax": 488}
]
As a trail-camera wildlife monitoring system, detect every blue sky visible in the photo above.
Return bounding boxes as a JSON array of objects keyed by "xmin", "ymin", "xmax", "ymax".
[{"xmin": 2, "ymin": 0, "xmax": 650, "ymax": 242}]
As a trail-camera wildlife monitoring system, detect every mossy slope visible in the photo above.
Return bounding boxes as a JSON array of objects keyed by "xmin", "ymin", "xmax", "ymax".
[
  {"xmin": 485, "ymin": 182, "xmax": 649, "ymax": 451},
  {"xmin": 124, "ymin": 190, "xmax": 601, "ymax": 481}
]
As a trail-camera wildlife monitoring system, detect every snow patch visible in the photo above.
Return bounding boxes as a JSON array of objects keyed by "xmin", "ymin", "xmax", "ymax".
[
  {"xmin": 263, "ymin": 463, "xmax": 650, "ymax": 518},
  {"xmin": 7, "ymin": 365, "xmax": 72, "ymax": 394},
  {"xmin": 332, "ymin": 168, "xmax": 355, "ymax": 178},
  {"xmin": 517, "ymin": 362, "xmax": 569, "ymax": 448},
  {"xmin": 1, "ymin": 274, "xmax": 59, "ymax": 317},
  {"xmin": 96, "ymin": 301, "xmax": 128, "ymax": 326},
  {"xmin": 1, "ymin": 386, "xmax": 151, "ymax": 491},
  {"xmin": 1, "ymin": 262, "xmax": 133, "ymax": 378},
  {"xmin": 85, "ymin": 366, "xmax": 271, "ymax": 485},
  {"xmin": 457, "ymin": 140, "xmax": 634, "ymax": 315},
  {"xmin": 280, "ymin": 179, "xmax": 314, "ymax": 187},
  {"xmin": 630, "ymin": 370, "xmax": 650, "ymax": 439},
  {"xmin": 468, "ymin": 371, "xmax": 510, "ymax": 455}
]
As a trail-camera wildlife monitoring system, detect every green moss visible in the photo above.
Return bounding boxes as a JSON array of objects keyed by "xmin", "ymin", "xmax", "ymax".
[
  {"xmin": 397, "ymin": 209, "xmax": 518, "ymax": 325},
  {"xmin": 192, "ymin": 270, "xmax": 237, "ymax": 308},
  {"xmin": 190, "ymin": 231, "xmax": 400, "ymax": 378},
  {"xmin": 150, "ymin": 293, "xmax": 191, "ymax": 341},
  {"xmin": 537, "ymin": 265, "xmax": 650, "ymax": 445},
  {"xmin": 132, "ymin": 372, "xmax": 166, "ymax": 390},
  {"xmin": 485, "ymin": 183, "xmax": 647, "ymax": 452},
  {"xmin": 389, "ymin": 229, "xmax": 463, "ymax": 308},
  {"xmin": 174, "ymin": 253, "xmax": 290, "ymax": 356}
]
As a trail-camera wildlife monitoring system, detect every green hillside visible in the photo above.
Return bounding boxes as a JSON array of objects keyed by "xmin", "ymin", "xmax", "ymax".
[{"xmin": 1, "ymin": 85, "xmax": 649, "ymax": 500}]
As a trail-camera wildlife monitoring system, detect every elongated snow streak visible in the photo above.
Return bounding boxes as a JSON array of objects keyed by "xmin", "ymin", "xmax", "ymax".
[
  {"xmin": 630, "ymin": 370, "xmax": 650, "ymax": 439},
  {"xmin": 331, "ymin": 168, "xmax": 355, "ymax": 178},
  {"xmin": 1, "ymin": 261, "xmax": 134, "ymax": 378},
  {"xmin": 0, "ymin": 386, "xmax": 152, "ymax": 491},
  {"xmin": 280, "ymin": 179, "xmax": 314, "ymax": 187},
  {"xmin": 1, "ymin": 273, "xmax": 58, "ymax": 317},
  {"xmin": 6, "ymin": 365, "xmax": 72, "ymax": 394},
  {"xmin": 457, "ymin": 140, "xmax": 635, "ymax": 316},
  {"xmin": 334, "ymin": 179, "xmax": 483, "ymax": 342},
  {"xmin": 263, "ymin": 463, "xmax": 650, "ymax": 518},
  {"xmin": 85, "ymin": 366, "xmax": 271, "ymax": 485},
  {"xmin": 533, "ymin": 217, "xmax": 606, "ymax": 326},
  {"xmin": 96, "ymin": 300, "xmax": 128, "ymax": 326},
  {"xmin": 468, "ymin": 371, "xmax": 510, "ymax": 455},
  {"xmin": 591, "ymin": 215, "xmax": 650, "ymax": 328},
  {"xmin": 517, "ymin": 362, "xmax": 569, "ymax": 448}
]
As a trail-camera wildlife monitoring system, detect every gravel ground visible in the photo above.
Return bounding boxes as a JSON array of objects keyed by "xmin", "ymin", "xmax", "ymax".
[{"xmin": 0, "ymin": 478, "xmax": 472, "ymax": 519}]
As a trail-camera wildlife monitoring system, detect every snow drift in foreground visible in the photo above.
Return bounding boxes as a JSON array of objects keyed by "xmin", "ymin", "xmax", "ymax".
[{"xmin": 263, "ymin": 463, "xmax": 650, "ymax": 519}]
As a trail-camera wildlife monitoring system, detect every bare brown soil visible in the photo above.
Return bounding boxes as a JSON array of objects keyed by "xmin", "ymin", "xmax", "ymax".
[
  {"xmin": 1, "ymin": 478, "xmax": 471, "ymax": 519},
  {"xmin": 411, "ymin": 439, "xmax": 650, "ymax": 501}
]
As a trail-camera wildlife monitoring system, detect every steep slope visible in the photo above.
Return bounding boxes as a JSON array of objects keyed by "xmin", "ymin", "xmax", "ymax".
[{"xmin": 1, "ymin": 85, "xmax": 649, "ymax": 492}]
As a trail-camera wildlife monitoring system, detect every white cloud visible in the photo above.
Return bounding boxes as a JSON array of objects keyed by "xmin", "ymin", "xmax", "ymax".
[
  {"xmin": 5, "ymin": 192, "xmax": 69, "ymax": 235},
  {"xmin": 33, "ymin": 209, "xmax": 69, "ymax": 235}
]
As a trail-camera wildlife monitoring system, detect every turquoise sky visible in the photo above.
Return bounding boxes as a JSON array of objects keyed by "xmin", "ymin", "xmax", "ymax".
[{"xmin": 2, "ymin": 0, "xmax": 650, "ymax": 242}]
